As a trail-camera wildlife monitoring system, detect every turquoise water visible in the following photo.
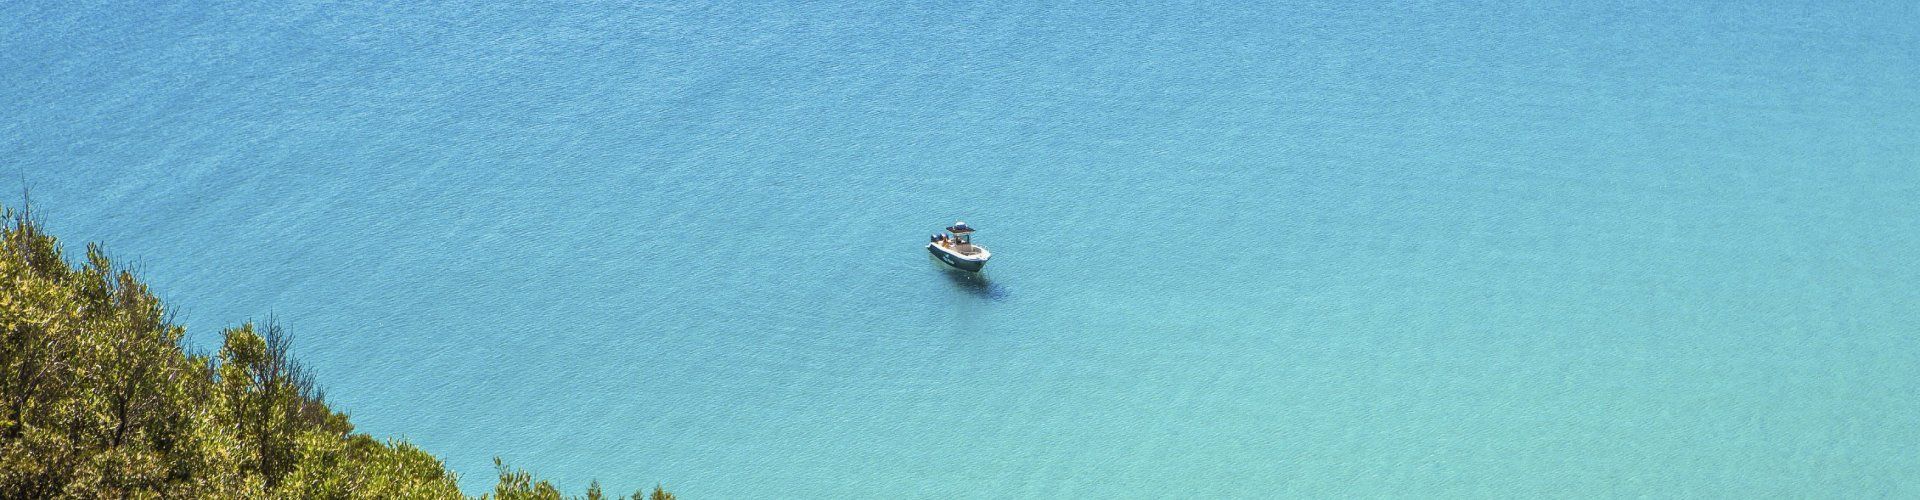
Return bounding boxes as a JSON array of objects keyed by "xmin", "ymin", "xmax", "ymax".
[{"xmin": 8, "ymin": 1, "xmax": 1920, "ymax": 496}]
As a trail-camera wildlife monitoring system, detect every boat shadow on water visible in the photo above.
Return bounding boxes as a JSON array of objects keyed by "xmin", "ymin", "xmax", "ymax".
[{"xmin": 938, "ymin": 268, "xmax": 1007, "ymax": 301}]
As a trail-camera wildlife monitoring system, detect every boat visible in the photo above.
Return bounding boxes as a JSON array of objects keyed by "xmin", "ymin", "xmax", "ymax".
[{"xmin": 927, "ymin": 221, "xmax": 991, "ymax": 272}]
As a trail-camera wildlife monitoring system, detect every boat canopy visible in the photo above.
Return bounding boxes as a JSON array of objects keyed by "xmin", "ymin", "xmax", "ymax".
[{"xmin": 946, "ymin": 222, "xmax": 975, "ymax": 234}]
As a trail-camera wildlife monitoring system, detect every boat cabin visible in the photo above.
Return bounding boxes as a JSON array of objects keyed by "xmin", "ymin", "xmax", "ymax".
[{"xmin": 938, "ymin": 222, "xmax": 982, "ymax": 255}]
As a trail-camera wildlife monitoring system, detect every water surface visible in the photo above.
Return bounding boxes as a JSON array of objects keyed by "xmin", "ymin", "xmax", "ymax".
[{"xmin": 6, "ymin": 1, "xmax": 1919, "ymax": 496}]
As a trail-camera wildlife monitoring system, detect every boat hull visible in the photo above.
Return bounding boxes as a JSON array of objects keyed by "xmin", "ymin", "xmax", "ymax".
[{"xmin": 927, "ymin": 244, "xmax": 988, "ymax": 272}]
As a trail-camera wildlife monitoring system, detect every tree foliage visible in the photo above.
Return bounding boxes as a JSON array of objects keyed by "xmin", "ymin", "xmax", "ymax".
[{"xmin": 0, "ymin": 205, "xmax": 674, "ymax": 498}]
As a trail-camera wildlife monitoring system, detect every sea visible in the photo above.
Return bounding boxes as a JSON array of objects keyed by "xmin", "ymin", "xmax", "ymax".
[{"xmin": 5, "ymin": 1, "xmax": 1918, "ymax": 497}]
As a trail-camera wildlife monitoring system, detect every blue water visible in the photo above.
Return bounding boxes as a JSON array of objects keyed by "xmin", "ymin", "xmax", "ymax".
[{"xmin": 8, "ymin": 1, "xmax": 1920, "ymax": 496}]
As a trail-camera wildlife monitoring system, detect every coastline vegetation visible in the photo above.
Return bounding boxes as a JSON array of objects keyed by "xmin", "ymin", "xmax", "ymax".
[{"xmin": 0, "ymin": 203, "xmax": 673, "ymax": 499}]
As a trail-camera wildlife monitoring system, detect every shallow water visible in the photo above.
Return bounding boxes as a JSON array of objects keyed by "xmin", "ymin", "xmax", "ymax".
[{"xmin": 7, "ymin": 1, "xmax": 1919, "ymax": 496}]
